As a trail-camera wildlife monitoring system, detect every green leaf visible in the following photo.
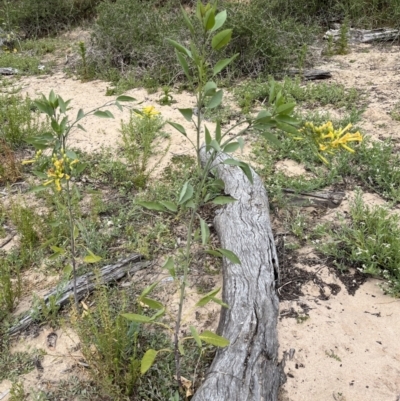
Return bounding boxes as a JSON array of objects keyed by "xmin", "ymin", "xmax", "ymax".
[
  {"xmin": 140, "ymin": 282, "xmax": 158, "ymax": 298},
  {"xmin": 260, "ymin": 131, "xmax": 280, "ymax": 147},
  {"xmin": 63, "ymin": 264, "xmax": 72, "ymax": 278},
  {"xmin": 209, "ymin": 139, "xmax": 221, "ymax": 152},
  {"xmin": 166, "ymin": 38, "xmax": 192, "ymax": 58},
  {"xmin": 141, "ymin": 349, "xmax": 158, "ymax": 374},
  {"xmin": 28, "ymin": 185, "xmax": 48, "ymax": 193},
  {"xmin": 211, "ymin": 29, "xmax": 232, "ymax": 50},
  {"xmin": 206, "ymin": 249, "xmax": 222, "ymax": 258},
  {"xmin": 199, "ymin": 330, "xmax": 229, "ymax": 347},
  {"xmin": 24, "ymin": 132, "xmax": 54, "ymax": 149},
  {"xmin": 150, "ymin": 308, "xmax": 165, "ymax": 321},
  {"xmin": 77, "ymin": 123, "xmax": 86, "ymax": 132},
  {"xmin": 115, "ymin": 101, "xmax": 123, "ymax": 112},
  {"xmin": 181, "ymin": 6, "xmax": 195, "ymax": 34},
  {"xmin": 74, "ymin": 162, "xmax": 87, "ymax": 174},
  {"xmin": 94, "ymin": 110, "xmax": 114, "ymax": 118},
  {"xmin": 218, "ymin": 248, "xmax": 241, "ymax": 264},
  {"xmin": 275, "ymin": 115, "xmax": 301, "ymax": 125},
  {"xmin": 210, "ymin": 10, "xmax": 227, "ymax": 32},
  {"xmin": 268, "ymin": 80, "xmax": 277, "ymax": 104},
  {"xmin": 50, "ymin": 245, "xmax": 65, "ymax": 254},
  {"xmin": 141, "ymin": 297, "xmax": 164, "ymax": 310},
  {"xmin": 116, "ymin": 95, "xmax": 136, "ymax": 102},
  {"xmin": 58, "ymin": 96, "xmax": 67, "ymax": 113},
  {"xmin": 213, "ymin": 54, "xmax": 239, "ymax": 76},
  {"xmin": 77, "ymin": 109, "xmax": 84, "ymax": 121},
  {"xmin": 190, "ymin": 326, "xmax": 202, "ymax": 348},
  {"xmin": 212, "ymin": 196, "xmax": 236, "ymax": 205},
  {"xmin": 66, "ymin": 150, "xmax": 78, "ymax": 160},
  {"xmin": 215, "ymin": 120, "xmax": 221, "ymax": 143},
  {"xmin": 239, "ymin": 162, "xmax": 253, "ymax": 184},
  {"xmin": 168, "ymin": 121, "xmax": 187, "ymax": 136},
  {"xmin": 207, "ymin": 90, "xmax": 223, "ymax": 109},
  {"xmin": 159, "ymin": 201, "xmax": 177, "ymax": 212},
  {"xmin": 176, "ymin": 51, "xmax": 191, "ymax": 80},
  {"xmin": 196, "ymin": 287, "xmax": 221, "ymax": 307},
  {"xmin": 204, "ymin": 81, "xmax": 217, "ymax": 96},
  {"xmin": 162, "ymin": 257, "xmax": 176, "ymax": 278},
  {"xmin": 73, "ymin": 225, "xmax": 79, "ymax": 240},
  {"xmin": 84, "ymin": 251, "xmax": 102, "ymax": 263},
  {"xmin": 276, "ymin": 121, "xmax": 301, "ymax": 136},
  {"xmin": 205, "ymin": 125, "xmax": 212, "ymax": 146},
  {"xmin": 223, "ymin": 142, "xmax": 240, "ymax": 153},
  {"xmin": 178, "ymin": 181, "xmax": 194, "ymax": 205},
  {"xmin": 178, "ymin": 108, "xmax": 193, "ymax": 122},
  {"xmin": 122, "ymin": 313, "xmax": 152, "ymax": 323},
  {"xmin": 223, "ymin": 160, "xmax": 254, "ymax": 183},
  {"xmin": 237, "ymin": 137, "xmax": 245, "ymax": 151},
  {"xmin": 34, "ymin": 100, "xmax": 54, "ymax": 117},
  {"xmin": 275, "ymin": 102, "xmax": 296, "ymax": 115},
  {"xmin": 210, "ymin": 297, "xmax": 229, "ymax": 308},
  {"xmin": 255, "ymin": 110, "xmax": 273, "ymax": 125},
  {"xmin": 51, "ymin": 119, "xmax": 60, "ymax": 133},
  {"xmin": 200, "ymin": 217, "xmax": 210, "ymax": 245},
  {"xmin": 136, "ymin": 201, "xmax": 167, "ymax": 212},
  {"xmin": 223, "ymin": 158, "xmax": 241, "ymax": 166},
  {"xmin": 203, "ymin": 8, "xmax": 215, "ymax": 31},
  {"xmin": 178, "ymin": 342, "xmax": 185, "ymax": 356}
]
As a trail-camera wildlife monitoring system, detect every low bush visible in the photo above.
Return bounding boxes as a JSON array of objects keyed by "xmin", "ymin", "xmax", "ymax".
[{"xmin": 0, "ymin": 0, "xmax": 102, "ymax": 38}]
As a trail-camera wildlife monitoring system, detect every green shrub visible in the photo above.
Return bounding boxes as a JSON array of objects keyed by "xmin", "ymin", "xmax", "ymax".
[
  {"xmin": 91, "ymin": 0, "xmax": 188, "ymax": 85},
  {"xmin": 221, "ymin": 0, "xmax": 318, "ymax": 78},
  {"xmin": 0, "ymin": 0, "xmax": 102, "ymax": 38},
  {"xmin": 0, "ymin": 93, "xmax": 49, "ymax": 149},
  {"xmin": 318, "ymin": 192, "xmax": 400, "ymax": 296},
  {"xmin": 91, "ymin": 0, "xmax": 318, "ymax": 85}
]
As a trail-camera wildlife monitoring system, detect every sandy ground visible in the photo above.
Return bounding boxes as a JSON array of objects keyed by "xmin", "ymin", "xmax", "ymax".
[{"xmin": 1, "ymin": 40, "xmax": 400, "ymax": 400}]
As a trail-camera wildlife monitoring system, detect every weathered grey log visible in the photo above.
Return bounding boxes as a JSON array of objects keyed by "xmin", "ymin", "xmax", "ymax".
[
  {"xmin": 324, "ymin": 27, "xmax": 399, "ymax": 43},
  {"xmin": 288, "ymin": 69, "xmax": 332, "ymax": 80},
  {"xmin": 0, "ymin": 67, "xmax": 19, "ymax": 75},
  {"xmin": 194, "ymin": 150, "xmax": 284, "ymax": 401},
  {"xmin": 9, "ymin": 254, "xmax": 150, "ymax": 336},
  {"xmin": 283, "ymin": 188, "xmax": 345, "ymax": 208}
]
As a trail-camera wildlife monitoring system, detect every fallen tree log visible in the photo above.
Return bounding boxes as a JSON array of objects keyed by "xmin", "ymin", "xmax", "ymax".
[
  {"xmin": 9, "ymin": 254, "xmax": 150, "ymax": 336},
  {"xmin": 193, "ymin": 150, "xmax": 285, "ymax": 401}
]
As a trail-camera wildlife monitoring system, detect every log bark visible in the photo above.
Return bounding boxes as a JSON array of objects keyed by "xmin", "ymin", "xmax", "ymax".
[
  {"xmin": 0, "ymin": 67, "xmax": 19, "ymax": 75},
  {"xmin": 9, "ymin": 254, "xmax": 150, "ymax": 336},
  {"xmin": 324, "ymin": 28, "xmax": 399, "ymax": 43},
  {"xmin": 287, "ymin": 69, "xmax": 332, "ymax": 80},
  {"xmin": 283, "ymin": 188, "xmax": 345, "ymax": 208},
  {"xmin": 193, "ymin": 150, "xmax": 284, "ymax": 401}
]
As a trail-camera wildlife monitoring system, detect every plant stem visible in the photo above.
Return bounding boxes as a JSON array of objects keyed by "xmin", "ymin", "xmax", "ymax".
[
  {"xmin": 174, "ymin": 153, "xmax": 216, "ymax": 385},
  {"xmin": 174, "ymin": 206, "xmax": 196, "ymax": 385},
  {"xmin": 66, "ymin": 180, "xmax": 78, "ymax": 309}
]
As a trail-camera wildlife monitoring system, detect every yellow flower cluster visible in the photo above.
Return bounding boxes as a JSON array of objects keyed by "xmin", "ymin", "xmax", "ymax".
[
  {"xmin": 22, "ymin": 149, "xmax": 43, "ymax": 165},
  {"xmin": 43, "ymin": 152, "xmax": 78, "ymax": 192},
  {"xmin": 300, "ymin": 121, "xmax": 363, "ymax": 164},
  {"xmin": 141, "ymin": 105, "xmax": 160, "ymax": 118}
]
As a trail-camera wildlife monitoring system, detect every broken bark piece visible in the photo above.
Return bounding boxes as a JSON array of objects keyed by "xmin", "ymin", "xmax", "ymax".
[
  {"xmin": 0, "ymin": 67, "xmax": 19, "ymax": 75},
  {"xmin": 194, "ymin": 150, "xmax": 284, "ymax": 401},
  {"xmin": 324, "ymin": 28, "xmax": 399, "ymax": 43},
  {"xmin": 9, "ymin": 254, "xmax": 150, "ymax": 336},
  {"xmin": 287, "ymin": 69, "xmax": 332, "ymax": 80},
  {"xmin": 283, "ymin": 188, "xmax": 345, "ymax": 208}
]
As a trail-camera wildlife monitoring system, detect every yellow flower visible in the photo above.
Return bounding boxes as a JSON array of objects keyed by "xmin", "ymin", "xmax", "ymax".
[
  {"xmin": 44, "ymin": 156, "xmax": 69, "ymax": 191},
  {"xmin": 301, "ymin": 120, "xmax": 363, "ymax": 164},
  {"xmin": 142, "ymin": 105, "xmax": 160, "ymax": 118}
]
